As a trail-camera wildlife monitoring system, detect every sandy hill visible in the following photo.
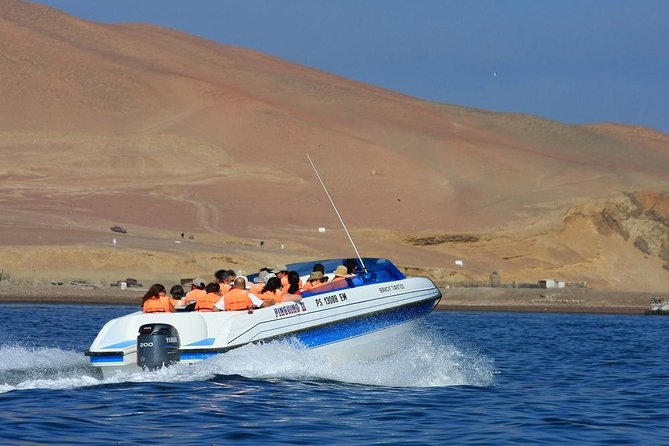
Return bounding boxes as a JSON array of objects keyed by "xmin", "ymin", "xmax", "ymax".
[{"xmin": 1, "ymin": 0, "xmax": 668, "ymax": 292}]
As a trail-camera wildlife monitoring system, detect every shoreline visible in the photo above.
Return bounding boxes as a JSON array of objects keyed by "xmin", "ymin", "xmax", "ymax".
[{"xmin": 1, "ymin": 283, "xmax": 664, "ymax": 315}]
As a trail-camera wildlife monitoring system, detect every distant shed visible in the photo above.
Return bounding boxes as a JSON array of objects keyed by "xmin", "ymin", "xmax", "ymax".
[{"xmin": 538, "ymin": 279, "xmax": 565, "ymax": 289}]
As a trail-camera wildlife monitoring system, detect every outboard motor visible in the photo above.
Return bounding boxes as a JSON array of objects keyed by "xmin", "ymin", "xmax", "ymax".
[{"xmin": 137, "ymin": 324, "xmax": 180, "ymax": 371}]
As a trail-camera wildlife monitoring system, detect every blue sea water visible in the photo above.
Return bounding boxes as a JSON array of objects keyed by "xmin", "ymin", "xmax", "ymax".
[{"xmin": 0, "ymin": 304, "xmax": 667, "ymax": 445}]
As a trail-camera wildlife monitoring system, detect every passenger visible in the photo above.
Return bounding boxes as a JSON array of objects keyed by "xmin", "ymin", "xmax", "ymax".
[
  {"xmin": 184, "ymin": 278, "xmax": 206, "ymax": 305},
  {"xmin": 142, "ymin": 284, "xmax": 175, "ymax": 313},
  {"xmin": 343, "ymin": 258, "xmax": 358, "ymax": 275},
  {"xmin": 304, "ymin": 271, "xmax": 327, "ymax": 291},
  {"xmin": 250, "ymin": 269, "xmax": 273, "ymax": 296},
  {"xmin": 282, "ymin": 269, "xmax": 302, "ymax": 293},
  {"xmin": 194, "ymin": 282, "xmax": 222, "ymax": 312},
  {"xmin": 215, "ymin": 277, "xmax": 265, "ymax": 311},
  {"xmin": 214, "ymin": 269, "xmax": 235, "ymax": 295},
  {"xmin": 271, "ymin": 265, "xmax": 289, "ymax": 288},
  {"xmin": 331, "ymin": 265, "xmax": 350, "ymax": 282},
  {"xmin": 257, "ymin": 276, "xmax": 283, "ymax": 306},
  {"xmin": 313, "ymin": 263, "xmax": 326, "ymax": 276},
  {"xmin": 302, "ymin": 263, "xmax": 328, "ymax": 291},
  {"xmin": 286, "ymin": 271, "xmax": 303, "ymax": 295},
  {"xmin": 169, "ymin": 284, "xmax": 186, "ymax": 308},
  {"xmin": 279, "ymin": 271, "xmax": 304, "ymax": 302}
]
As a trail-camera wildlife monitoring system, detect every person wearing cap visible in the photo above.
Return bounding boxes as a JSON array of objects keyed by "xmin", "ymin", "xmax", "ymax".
[
  {"xmin": 216, "ymin": 276, "xmax": 264, "ymax": 311},
  {"xmin": 270, "ymin": 265, "xmax": 289, "ymax": 288},
  {"xmin": 184, "ymin": 277, "xmax": 206, "ymax": 305},
  {"xmin": 331, "ymin": 265, "xmax": 350, "ymax": 282}
]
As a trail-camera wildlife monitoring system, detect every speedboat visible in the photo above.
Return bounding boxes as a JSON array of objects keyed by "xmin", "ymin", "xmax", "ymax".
[{"xmin": 85, "ymin": 258, "xmax": 442, "ymax": 377}]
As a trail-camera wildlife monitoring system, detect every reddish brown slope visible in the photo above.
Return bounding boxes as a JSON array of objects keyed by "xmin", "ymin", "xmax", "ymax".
[{"xmin": 0, "ymin": 1, "xmax": 668, "ymax": 290}]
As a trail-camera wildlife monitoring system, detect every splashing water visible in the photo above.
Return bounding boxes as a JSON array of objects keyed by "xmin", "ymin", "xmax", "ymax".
[{"xmin": 0, "ymin": 326, "xmax": 495, "ymax": 393}]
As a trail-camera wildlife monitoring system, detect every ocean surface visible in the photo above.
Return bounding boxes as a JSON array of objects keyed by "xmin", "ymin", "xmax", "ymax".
[{"xmin": 0, "ymin": 304, "xmax": 667, "ymax": 445}]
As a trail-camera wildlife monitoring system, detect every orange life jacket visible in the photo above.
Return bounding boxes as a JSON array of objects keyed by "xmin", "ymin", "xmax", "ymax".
[
  {"xmin": 258, "ymin": 289, "xmax": 284, "ymax": 305},
  {"xmin": 143, "ymin": 296, "xmax": 172, "ymax": 313},
  {"xmin": 249, "ymin": 283, "xmax": 264, "ymax": 296},
  {"xmin": 184, "ymin": 288, "xmax": 206, "ymax": 305},
  {"xmin": 219, "ymin": 283, "xmax": 232, "ymax": 295},
  {"xmin": 224, "ymin": 288, "xmax": 253, "ymax": 311},
  {"xmin": 195, "ymin": 292, "xmax": 220, "ymax": 312}
]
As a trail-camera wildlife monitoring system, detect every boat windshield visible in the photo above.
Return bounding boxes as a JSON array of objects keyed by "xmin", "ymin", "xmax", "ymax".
[{"xmin": 290, "ymin": 258, "xmax": 405, "ymax": 297}]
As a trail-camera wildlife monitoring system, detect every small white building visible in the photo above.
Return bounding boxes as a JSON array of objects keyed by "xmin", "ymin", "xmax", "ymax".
[{"xmin": 539, "ymin": 279, "xmax": 565, "ymax": 289}]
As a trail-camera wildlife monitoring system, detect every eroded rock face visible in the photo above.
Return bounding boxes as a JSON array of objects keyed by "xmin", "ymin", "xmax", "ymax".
[{"xmin": 596, "ymin": 191, "xmax": 669, "ymax": 267}]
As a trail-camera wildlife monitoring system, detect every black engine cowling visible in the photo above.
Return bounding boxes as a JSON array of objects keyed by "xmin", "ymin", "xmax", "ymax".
[{"xmin": 137, "ymin": 324, "xmax": 180, "ymax": 370}]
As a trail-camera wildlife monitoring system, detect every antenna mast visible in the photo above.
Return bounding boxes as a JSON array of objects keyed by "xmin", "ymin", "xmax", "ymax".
[{"xmin": 307, "ymin": 153, "xmax": 367, "ymax": 273}]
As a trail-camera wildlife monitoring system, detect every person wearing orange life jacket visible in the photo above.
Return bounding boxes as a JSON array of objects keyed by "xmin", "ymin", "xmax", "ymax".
[
  {"xmin": 214, "ymin": 269, "xmax": 235, "ymax": 295},
  {"xmin": 278, "ymin": 271, "xmax": 304, "ymax": 303},
  {"xmin": 286, "ymin": 271, "xmax": 303, "ymax": 295},
  {"xmin": 260, "ymin": 276, "xmax": 302, "ymax": 304},
  {"xmin": 142, "ymin": 284, "xmax": 175, "ymax": 313},
  {"xmin": 301, "ymin": 263, "xmax": 328, "ymax": 292},
  {"xmin": 183, "ymin": 278, "xmax": 206, "ymax": 305},
  {"xmin": 330, "ymin": 265, "xmax": 350, "ymax": 282},
  {"xmin": 215, "ymin": 276, "xmax": 264, "ymax": 311},
  {"xmin": 303, "ymin": 271, "xmax": 327, "ymax": 292},
  {"xmin": 194, "ymin": 282, "xmax": 222, "ymax": 312},
  {"xmin": 269, "ymin": 265, "xmax": 289, "ymax": 288},
  {"xmin": 249, "ymin": 269, "xmax": 272, "ymax": 296},
  {"xmin": 256, "ymin": 277, "xmax": 284, "ymax": 306}
]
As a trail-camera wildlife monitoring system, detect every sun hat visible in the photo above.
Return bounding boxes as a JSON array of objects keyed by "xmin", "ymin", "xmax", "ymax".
[
  {"xmin": 254, "ymin": 270, "xmax": 270, "ymax": 284},
  {"xmin": 308, "ymin": 271, "xmax": 324, "ymax": 281},
  {"xmin": 334, "ymin": 265, "xmax": 348, "ymax": 277}
]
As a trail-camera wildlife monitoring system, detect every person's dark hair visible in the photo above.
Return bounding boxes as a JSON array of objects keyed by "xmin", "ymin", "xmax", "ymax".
[
  {"xmin": 170, "ymin": 284, "xmax": 185, "ymax": 299},
  {"xmin": 343, "ymin": 258, "xmax": 357, "ymax": 274},
  {"xmin": 261, "ymin": 277, "xmax": 282, "ymax": 294},
  {"xmin": 142, "ymin": 284, "xmax": 166, "ymax": 305},
  {"xmin": 214, "ymin": 269, "xmax": 227, "ymax": 281},
  {"xmin": 226, "ymin": 269, "xmax": 236, "ymax": 277},
  {"xmin": 287, "ymin": 271, "xmax": 300, "ymax": 294},
  {"xmin": 312, "ymin": 263, "xmax": 325, "ymax": 273},
  {"xmin": 205, "ymin": 282, "xmax": 221, "ymax": 294}
]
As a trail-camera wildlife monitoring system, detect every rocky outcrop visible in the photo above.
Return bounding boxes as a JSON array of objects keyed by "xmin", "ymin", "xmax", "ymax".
[{"xmin": 596, "ymin": 191, "xmax": 669, "ymax": 268}]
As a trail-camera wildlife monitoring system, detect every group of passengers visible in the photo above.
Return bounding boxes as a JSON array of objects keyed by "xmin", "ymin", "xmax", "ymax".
[{"xmin": 141, "ymin": 259, "xmax": 358, "ymax": 314}]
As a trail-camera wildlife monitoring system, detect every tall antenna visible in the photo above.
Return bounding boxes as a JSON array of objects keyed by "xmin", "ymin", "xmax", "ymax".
[{"xmin": 307, "ymin": 153, "xmax": 367, "ymax": 272}]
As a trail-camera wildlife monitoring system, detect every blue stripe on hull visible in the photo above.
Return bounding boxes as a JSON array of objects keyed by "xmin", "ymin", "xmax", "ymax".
[
  {"xmin": 292, "ymin": 298, "xmax": 436, "ymax": 348},
  {"xmin": 90, "ymin": 355, "xmax": 125, "ymax": 364}
]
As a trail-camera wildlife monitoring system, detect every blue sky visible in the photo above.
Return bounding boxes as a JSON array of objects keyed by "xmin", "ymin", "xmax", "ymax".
[{"xmin": 34, "ymin": 0, "xmax": 669, "ymax": 133}]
